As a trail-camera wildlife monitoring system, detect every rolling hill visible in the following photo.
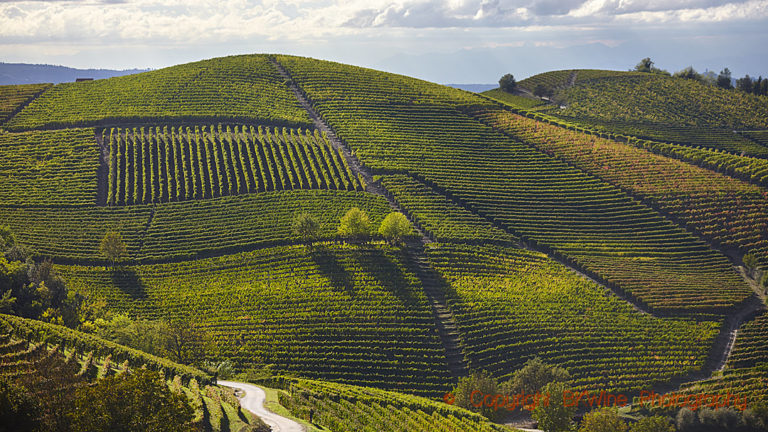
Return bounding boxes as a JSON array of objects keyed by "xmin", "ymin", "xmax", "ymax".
[{"xmin": 1, "ymin": 54, "xmax": 767, "ymax": 429}]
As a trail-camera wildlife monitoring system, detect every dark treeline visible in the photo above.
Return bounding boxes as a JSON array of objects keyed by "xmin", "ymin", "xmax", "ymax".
[{"xmin": 634, "ymin": 58, "xmax": 768, "ymax": 96}]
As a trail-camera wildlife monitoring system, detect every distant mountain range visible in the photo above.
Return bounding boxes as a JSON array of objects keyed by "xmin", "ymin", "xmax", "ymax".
[{"xmin": 0, "ymin": 62, "xmax": 150, "ymax": 85}]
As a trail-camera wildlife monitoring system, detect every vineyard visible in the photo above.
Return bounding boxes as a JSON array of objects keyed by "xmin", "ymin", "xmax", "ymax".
[
  {"xmin": 4, "ymin": 55, "xmax": 312, "ymax": 131},
  {"xmin": 426, "ymin": 243, "xmax": 719, "ymax": 393},
  {"xmin": 0, "ymin": 190, "xmax": 390, "ymax": 262},
  {"xmin": 0, "ymin": 128, "xmax": 99, "ymax": 206},
  {"xmin": 105, "ymin": 124, "xmax": 362, "ymax": 205},
  {"xmin": 0, "ymin": 83, "xmax": 51, "ymax": 124},
  {"xmin": 472, "ymin": 106, "xmax": 768, "ymax": 268},
  {"xmin": 278, "ymin": 377, "xmax": 508, "ymax": 432},
  {"xmin": 57, "ymin": 243, "xmax": 454, "ymax": 395},
  {"xmin": 0, "ymin": 315, "xmax": 268, "ymax": 431},
  {"xmin": 278, "ymin": 55, "xmax": 753, "ymax": 316}
]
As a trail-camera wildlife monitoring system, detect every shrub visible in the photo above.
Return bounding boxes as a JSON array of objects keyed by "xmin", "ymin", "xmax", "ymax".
[
  {"xmin": 378, "ymin": 212, "xmax": 413, "ymax": 245},
  {"xmin": 337, "ymin": 207, "xmax": 371, "ymax": 240}
]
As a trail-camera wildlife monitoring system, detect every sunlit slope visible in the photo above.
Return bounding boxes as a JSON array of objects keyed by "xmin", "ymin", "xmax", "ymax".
[
  {"xmin": 510, "ymin": 69, "xmax": 768, "ymax": 158},
  {"xmin": 277, "ymin": 55, "xmax": 752, "ymax": 316},
  {"xmin": 58, "ymin": 244, "xmax": 453, "ymax": 396},
  {"xmin": 0, "ymin": 83, "xmax": 51, "ymax": 124},
  {"xmin": 5, "ymin": 55, "xmax": 312, "ymax": 131}
]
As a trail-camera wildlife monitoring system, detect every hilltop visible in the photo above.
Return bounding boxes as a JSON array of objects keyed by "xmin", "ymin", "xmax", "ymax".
[{"xmin": 1, "ymin": 54, "xmax": 767, "ymax": 431}]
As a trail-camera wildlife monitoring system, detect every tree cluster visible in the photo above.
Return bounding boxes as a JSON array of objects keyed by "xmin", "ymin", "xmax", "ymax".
[
  {"xmin": 637, "ymin": 58, "xmax": 768, "ymax": 95},
  {"xmin": 292, "ymin": 208, "xmax": 414, "ymax": 246},
  {"xmin": 675, "ymin": 405, "xmax": 768, "ymax": 432}
]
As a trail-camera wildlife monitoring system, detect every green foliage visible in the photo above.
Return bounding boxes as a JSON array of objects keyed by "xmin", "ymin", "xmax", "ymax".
[
  {"xmin": 0, "ymin": 83, "xmax": 51, "ymax": 124},
  {"xmin": 451, "ymin": 370, "xmax": 501, "ymax": 420},
  {"xmin": 499, "ymin": 74, "xmax": 516, "ymax": 92},
  {"xmin": 59, "ymin": 244, "xmax": 451, "ymax": 395},
  {"xmin": 94, "ymin": 314, "xmax": 170, "ymax": 357},
  {"xmin": 5, "ymin": 55, "xmax": 312, "ymax": 131},
  {"xmin": 0, "ymin": 378, "xmax": 40, "ymax": 432},
  {"xmin": 532, "ymin": 382, "xmax": 576, "ymax": 432},
  {"xmin": 0, "ymin": 128, "xmax": 99, "ymax": 206},
  {"xmin": 281, "ymin": 377, "xmax": 506, "ymax": 432},
  {"xmin": 292, "ymin": 212, "xmax": 321, "ymax": 243},
  {"xmin": 718, "ymin": 68, "xmax": 733, "ymax": 89},
  {"xmin": 629, "ymin": 416, "xmax": 674, "ymax": 432},
  {"xmin": 378, "ymin": 212, "xmax": 413, "ymax": 245},
  {"xmin": 105, "ymin": 125, "xmax": 361, "ymax": 206},
  {"xmin": 503, "ymin": 356, "xmax": 570, "ymax": 395},
  {"xmin": 743, "ymin": 253, "xmax": 760, "ymax": 272},
  {"xmin": 100, "ymin": 231, "xmax": 127, "ymax": 264},
  {"xmin": 68, "ymin": 369, "xmax": 195, "ymax": 432},
  {"xmin": 579, "ymin": 407, "xmax": 627, "ymax": 432},
  {"xmin": 428, "ymin": 244, "xmax": 719, "ymax": 393},
  {"xmin": 338, "ymin": 207, "xmax": 372, "ymax": 240},
  {"xmin": 0, "ymin": 226, "xmax": 15, "ymax": 252}
]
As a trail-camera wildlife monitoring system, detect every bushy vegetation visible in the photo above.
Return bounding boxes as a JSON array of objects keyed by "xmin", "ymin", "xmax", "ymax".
[
  {"xmin": 105, "ymin": 124, "xmax": 361, "ymax": 205},
  {"xmin": 5, "ymin": 55, "xmax": 312, "ymax": 131}
]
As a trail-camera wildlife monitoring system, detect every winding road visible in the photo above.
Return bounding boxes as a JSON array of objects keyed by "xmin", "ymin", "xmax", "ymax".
[{"xmin": 218, "ymin": 380, "xmax": 305, "ymax": 432}]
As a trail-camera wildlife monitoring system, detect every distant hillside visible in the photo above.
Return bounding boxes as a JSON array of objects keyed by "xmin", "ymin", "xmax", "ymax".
[
  {"xmin": 445, "ymin": 83, "xmax": 496, "ymax": 92},
  {"xmin": 0, "ymin": 62, "xmax": 150, "ymax": 85}
]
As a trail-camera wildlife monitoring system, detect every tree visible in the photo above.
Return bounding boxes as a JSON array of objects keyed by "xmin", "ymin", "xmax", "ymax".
[
  {"xmin": 499, "ymin": 74, "xmax": 517, "ymax": 92},
  {"xmin": 165, "ymin": 319, "xmax": 212, "ymax": 364},
  {"xmin": 674, "ymin": 66, "xmax": 702, "ymax": 82},
  {"xmin": 736, "ymin": 75, "xmax": 753, "ymax": 93},
  {"xmin": 68, "ymin": 369, "xmax": 194, "ymax": 432},
  {"xmin": 378, "ymin": 212, "xmax": 413, "ymax": 245},
  {"xmin": 629, "ymin": 416, "xmax": 674, "ymax": 432},
  {"xmin": 532, "ymin": 381, "xmax": 575, "ymax": 432},
  {"xmin": 450, "ymin": 370, "xmax": 501, "ymax": 420},
  {"xmin": 635, "ymin": 58, "xmax": 654, "ymax": 73},
  {"xmin": 0, "ymin": 378, "xmax": 41, "ymax": 432},
  {"xmin": 717, "ymin": 68, "xmax": 733, "ymax": 89},
  {"xmin": 100, "ymin": 231, "xmax": 127, "ymax": 265},
  {"xmin": 337, "ymin": 207, "xmax": 371, "ymax": 240},
  {"xmin": 292, "ymin": 212, "xmax": 321, "ymax": 244},
  {"xmin": 534, "ymin": 84, "xmax": 553, "ymax": 98},
  {"xmin": 0, "ymin": 225, "xmax": 15, "ymax": 252},
  {"xmin": 742, "ymin": 252, "xmax": 760, "ymax": 276},
  {"xmin": 502, "ymin": 356, "xmax": 570, "ymax": 395},
  {"xmin": 578, "ymin": 407, "xmax": 627, "ymax": 432}
]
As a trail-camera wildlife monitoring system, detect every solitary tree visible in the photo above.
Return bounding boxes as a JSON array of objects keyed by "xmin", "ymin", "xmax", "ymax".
[
  {"xmin": 338, "ymin": 207, "xmax": 371, "ymax": 240},
  {"xmin": 292, "ymin": 212, "xmax": 321, "ymax": 244},
  {"xmin": 100, "ymin": 231, "xmax": 127, "ymax": 265},
  {"xmin": 378, "ymin": 212, "xmax": 413, "ymax": 245},
  {"xmin": 635, "ymin": 58, "xmax": 655, "ymax": 73},
  {"xmin": 578, "ymin": 407, "xmax": 627, "ymax": 432},
  {"xmin": 499, "ymin": 74, "xmax": 517, "ymax": 92},
  {"xmin": 743, "ymin": 252, "xmax": 760, "ymax": 277}
]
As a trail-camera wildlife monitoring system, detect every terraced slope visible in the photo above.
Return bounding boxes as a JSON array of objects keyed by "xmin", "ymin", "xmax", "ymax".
[
  {"xmin": 5, "ymin": 55, "xmax": 312, "ymax": 131},
  {"xmin": 277, "ymin": 55, "xmax": 752, "ymax": 316},
  {"xmin": 473, "ymin": 107, "xmax": 768, "ymax": 268},
  {"xmin": 106, "ymin": 124, "xmax": 361, "ymax": 205},
  {"xmin": 57, "ymin": 244, "xmax": 454, "ymax": 396},
  {"xmin": 0, "ymin": 190, "xmax": 390, "ymax": 262},
  {"xmin": 279, "ymin": 377, "xmax": 510, "ymax": 432},
  {"xmin": 427, "ymin": 243, "xmax": 719, "ymax": 393},
  {"xmin": 0, "ymin": 83, "xmax": 51, "ymax": 124},
  {"xmin": 0, "ymin": 128, "xmax": 99, "ymax": 206}
]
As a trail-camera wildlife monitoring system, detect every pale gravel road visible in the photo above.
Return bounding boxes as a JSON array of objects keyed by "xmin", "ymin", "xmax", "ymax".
[{"xmin": 218, "ymin": 380, "xmax": 305, "ymax": 432}]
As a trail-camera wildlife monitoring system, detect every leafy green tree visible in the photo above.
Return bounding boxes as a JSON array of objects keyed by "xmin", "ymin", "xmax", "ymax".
[
  {"xmin": 674, "ymin": 66, "xmax": 702, "ymax": 81},
  {"xmin": 499, "ymin": 74, "xmax": 517, "ymax": 92},
  {"xmin": 736, "ymin": 75, "xmax": 754, "ymax": 93},
  {"xmin": 578, "ymin": 407, "xmax": 627, "ymax": 432},
  {"xmin": 450, "ymin": 370, "xmax": 501, "ymax": 420},
  {"xmin": 629, "ymin": 416, "xmax": 674, "ymax": 432},
  {"xmin": 378, "ymin": 212, "xmax": 413, "ymax": 245},
  {"xmin": 534, "ymin": 84, "xmax": 553, "ymax": 98},
  {"xmin": 337, "ymin": 207, "xmax": 372, "ymax": 240},
  {"xmin": 502, "ymin": 356, "xmax": 570, "ymax": 395},
  {"xmin": 635, "ymin": 58, "xmax": 654, "ymax": 73},
  {"xmin": 717, "ymin": 68, "xmax": 733, "ymax": 89},
  {"xmin": 0, "ymin": 378, "xmax": 40, "ymax": 432},
  {"xmin": 0, "ymin": 225, "xmax": 15, "ymax": 252},
  {"xmin": 742, "ymin": 252, "xmax": 759, "ymax": 275},
  {"xmin": 292, "ymin": 212, "xmax": 321, "ymax": 244},
  {"xmin": 68, "ymin": 369, "xmax": 195, "ymax": 432},
  {"xmin": 532, "ymin": 381, "xmax": 576, "ymax": 432},
  {"xmin": 100, "ymin": 231, "xmax": 127, "ymax": 265}
]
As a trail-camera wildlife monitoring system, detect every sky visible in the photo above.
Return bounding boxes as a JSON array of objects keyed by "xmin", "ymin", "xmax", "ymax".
[{"xmin": 1, "ymin": 0, "xmax": 767, "ymax": 84}]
